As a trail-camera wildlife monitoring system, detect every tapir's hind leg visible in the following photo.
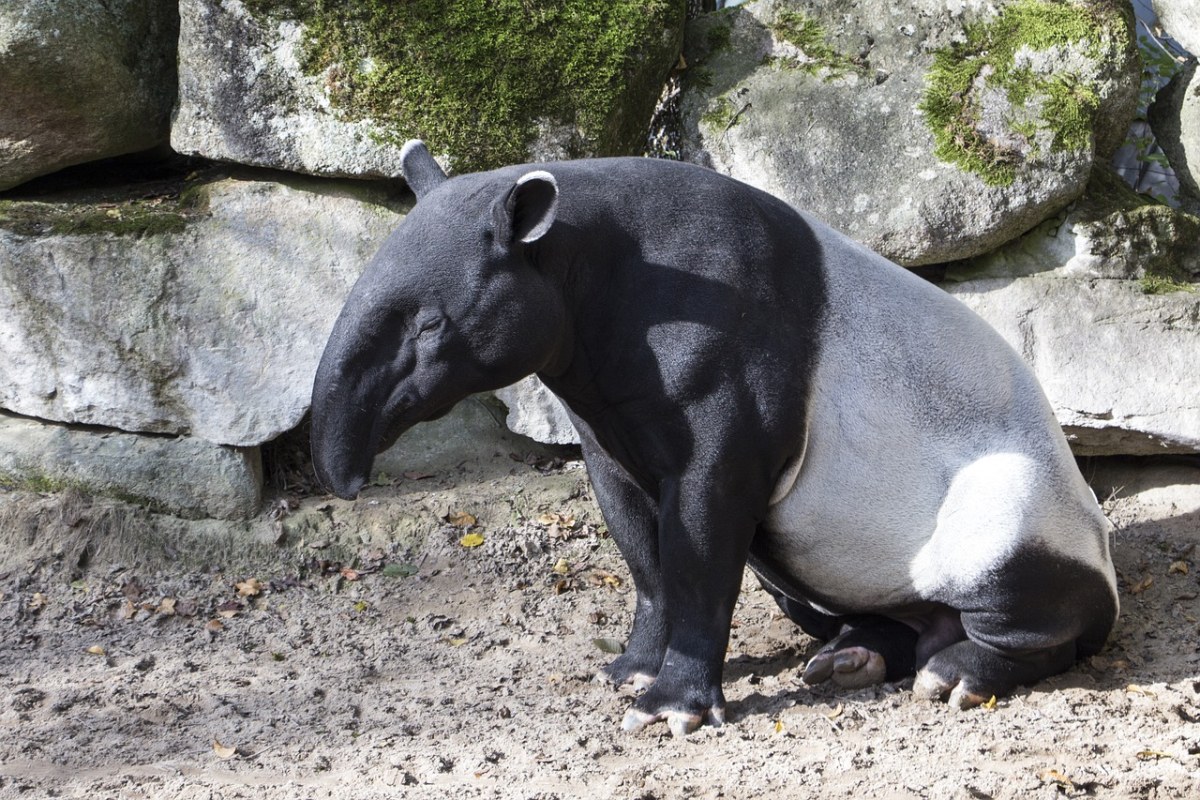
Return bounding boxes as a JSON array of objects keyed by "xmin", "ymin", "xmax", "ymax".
[{"xmin": 914, "ymin": 545, "xmax": 1118, "ymax": 709}]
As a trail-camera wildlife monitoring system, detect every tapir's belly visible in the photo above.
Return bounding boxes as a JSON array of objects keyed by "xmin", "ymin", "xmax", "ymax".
[{"xmin": 760, "ymin": 229, "xmax": 1111, "ymax": 613}]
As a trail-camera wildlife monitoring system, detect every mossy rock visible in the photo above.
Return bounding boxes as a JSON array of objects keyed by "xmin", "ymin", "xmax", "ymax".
[{"xmin": 177, "ymin": 0, "xmax": 685, "ymax": 176}]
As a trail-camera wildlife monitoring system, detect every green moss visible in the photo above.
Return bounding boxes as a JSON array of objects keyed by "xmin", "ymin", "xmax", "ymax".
[
  {"xmin": 243, "ymin": 1, "xmax": 683, "ymax": 172},
  {"xmin": 919, "ymin": 0, "xmax": 1125, "ymax": 187},
  {"xmin": 0, "ymin": 469, "xmax": 172, "ymax": 514},
  {"xmin": 701, "ymin": 95, "xmax": 738, "ymax": 130},
  {"xmin": 0, "ymin": 178, "xmax": 212, "ymax": 239},
  {"xmin": 770, "ymin": 9, "xmax": 859, "ymax": 77},
  {"xmin": 1139, "ymin": 274, "xmax": 1197, "ymax": 295}
]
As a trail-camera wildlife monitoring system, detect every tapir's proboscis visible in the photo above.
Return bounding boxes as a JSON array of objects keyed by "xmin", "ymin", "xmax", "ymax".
[{"xmin": 310, "ymin": 141, "xmax": 1118, "ymax": 737}]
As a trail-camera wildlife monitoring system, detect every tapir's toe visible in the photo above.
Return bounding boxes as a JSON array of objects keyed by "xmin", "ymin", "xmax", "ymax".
[
  {"xmin": 620, "ymin": 704, "xmax": 723, "ymax": 738},
  {"xmin": 913, "ymin": 638, "xmax": 1078, "ymax": 709},
  {"xmin": 803, "ymin": 646, "xmax": 888, "ymax": 689},
  {"xmin": 594, "ymin": 668, "xmax": 655, "ymax": 694}
]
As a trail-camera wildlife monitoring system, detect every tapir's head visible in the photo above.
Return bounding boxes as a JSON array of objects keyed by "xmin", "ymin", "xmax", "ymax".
[{"xmin": 310, "ymin": 141, "xmax": 566, "ymax": 499}]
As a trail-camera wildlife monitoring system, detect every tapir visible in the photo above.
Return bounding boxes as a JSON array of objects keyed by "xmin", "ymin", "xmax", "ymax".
[{"xmin": 310, "ymin": 140, "xmax": 1118, "ymax": 737}]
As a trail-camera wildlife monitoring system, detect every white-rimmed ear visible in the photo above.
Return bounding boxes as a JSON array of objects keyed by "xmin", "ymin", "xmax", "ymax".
[
  {"xmin": 494, "ymin": 170, "xmax": 559, "ymax": 245},
  {"xmin": 400, "ymin": 140, "xmax": 448, "ymax": 199}
]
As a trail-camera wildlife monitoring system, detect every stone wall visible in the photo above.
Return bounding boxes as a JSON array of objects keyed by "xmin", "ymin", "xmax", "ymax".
[{"xmin": 0, "ymin": 0, "xmax": 1196, "ymax": 520}]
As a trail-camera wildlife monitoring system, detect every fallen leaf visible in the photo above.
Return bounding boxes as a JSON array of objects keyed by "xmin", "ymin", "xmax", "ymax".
[
  {"xmin": 29, "ymin": 592, "xmax": 47, "ymax": 611},
  {"xmin": 446, "ymin": 510, "xmax": 477, "ymax": 527},
  {"xmin": 158, "ymin": 597, "xmax": 177, "ymax": 616},
  {"xmin": 1136, "ymin": 749, "xmax": 1173, "ymax": 761},
  {"xmin": 552, "ymin": 558, "xmax": 570, "ymax": 575},
  {"xmin": 86, "ymin": 645, "xmax": 106, "ymax": 656},
  {"xmin": 1169, "ymin": 561, "xmax": 1189, "ymax": 575},
  {"xmin": 448, "ymin": 637, "xmax": 469, "ymax": 646},
  {"xmin": 1037, "ymin": 769, "xmax": 1075, "ymax": 789},
  {"xmin": 823, "ymin": 703, "xmax": 844, "ymax": 720},
  {"xmin": 774, "ymin": 719, "xmax": 785, "ymax": 734},
  {"xmin": 536, "ymin": 512, "xmax": 559, "ymax": 526},
  {"xmin": 352, "ymin": 600, "xmax": 369, "ymax": 613},
  {"xmin": 340, "ymin": 567, "xmax": 360, "ymax": 581},
  {"xmin": 381, "ymin": 563, "xmax": 419, "ymax": 578},
  {"xmin": 371, "ymin": 472, "xmax": 394, "ymax": 487},
  {"xmin": 402, "ymin": 470, "xmax": 434, "ymax": 481},
  {"xmin": 120, "ymin": 599, "xmax": 136, "ymax": 620},
  {"xmin": 460, "ymin": 532, "xmax": 485, "ymax": 548},
  {"xmin": 982, "ymin": 695, "xmax": 998, "ymax": 710},
  {"xmin": 212, "ymin": 740, "xmax": 237, "ymax": 760},
  {"xmin": 1130, "ymin": 576, "xmax": 1154, "ymax": 594},
  {"xmin": 553, "ymin": 578, "xmax": 573, "ymax": 595},
  {"xmin": 1127, "ymin": 684, "xmax": 1157, "ymax": 698},
  {"xmin": 588, "ymin": 569, "xmax": 622, "ymax": 589},
  {"xmin": 235, "ymin": 578, "xmax": 263, "ymax": 597},
  {"xmin": 216, "ymin": 601, "xmax": 242, "ymax": 618},
  {"xmin": 592, "ymin": 637, "xmax": 625, "ymax": 655},
  {"xmin": 204, "ymin": 619, "xmax": 224, "ymax": 633}
]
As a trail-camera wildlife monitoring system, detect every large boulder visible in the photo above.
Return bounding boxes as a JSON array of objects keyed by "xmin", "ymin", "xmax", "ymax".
[
  {"xmin": 0, "ymin": 1, "xmax": 179, "ymax": 191},
  {"xmin": 680, "ymin": 0, "xmax": 1140, "ymax": 265},
  {"xmin": 0, "ymin": 171, "xmax": 407, "ymax": 447},
  {"xmin": 1149, "ymin": 62, "xmax": 1200, "ymax": 208},
  {"xmin": 0, "ymin": 411, "xmax": 261, "ymax": 520},
  {"xmin": 1152, "ymin": 0, "xmax": 1200, "ymax": 55},
  {"xmin": 942, "ymin": 168, "xmax": 1200, "ymax": 455},
  {"xmin": 173, "ymin": 0, "xmax": 685, "ymax": 177}
]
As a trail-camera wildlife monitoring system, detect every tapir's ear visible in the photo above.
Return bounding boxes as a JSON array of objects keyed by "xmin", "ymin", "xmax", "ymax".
[
  {"xmin": 400, "ymin": 140, "xmax": 448, "ymax": 199},
  {"xmin": 494, "ymin": 170, "xmax": 559, "ymax": 245}
]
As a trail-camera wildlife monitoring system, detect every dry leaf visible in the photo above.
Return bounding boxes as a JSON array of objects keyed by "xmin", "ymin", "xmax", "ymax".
[
  {"xmin": 536, "ymin": 513, "xmax": 559, "ymax": 526},
  {"xmin": 1126, "ymin": 684, "xmax": 1157, "ymax": 698},
  {"xmin": 460, "ymin": 532, "xmax": 485, "ymax": 548},
  {"xmin": 1136, "ymin": 749, "xmax": 1173, "ymax": 761},
  {"xmin": 120, "ymin": 599, "xmax": 137, "ymax": 621},
  {"xmin": 448, "ymin": 637, "xmax": 469, "ymax": 647},
  {"xmin": 1037, "ymin": 769, "xmax": 1074, "ymax": 789},
  {"xmin": 204, "ymin": 619, "xmax": 225, "ymax": 633},
  {"xmin": 403, "ymin": 470, "xmax": 434, "ymax": 481},
  {"xmin": 822, "ymin": 703, "xmax": 844, "ymax": 720},
  {"xmin": 446, "ymin": 510, "xmax": 477, "ymax": 527},
  {"xmin": 235, "ymin": 578, "xmax": 263, "ymax": 597},
  {"xmin": 158, "ymin": 597, "xmax": 177, "ymax": 616},
  {"xmin": 1169, "ymin": 561, "xmax": 1189, "ymax": 575},
  {"xmin": 86, "ymin": 645, "xmax": 106, "ymax": 656},
  {"xmin": 592, "ymin": 637, "xmax": 625, "ymax": 655},
  {"xmin": 216, "ymin": 601, "xmax": 242, "ymax": 619},
  {"xmin": 212, "ymin": 739, "xmax": 237, "ymax": 760},
  {"xmin": 774, "ymin": 719, "xmax": 785, "ymax": 734},
  {"xmin": 552, "ymin": 558, "xmax": 570, "ymax": 575},
  {"xmin": 1130, "ymin": 576, "xmax": 1154, "ymax": 594},
  {"xmin": 28, "ymin": 592, "xmax": 47, "ymax": 611},
  {"xmin": 340, "ymin": 567, "xmax": 360, "ymax": 581},
  {"xmin": 982, "ymin": 695, "xmax": 998, "ymax": 710},
  {"xmin": 553, "ymin": 579, "xmax": 573, "ymax": 595}
]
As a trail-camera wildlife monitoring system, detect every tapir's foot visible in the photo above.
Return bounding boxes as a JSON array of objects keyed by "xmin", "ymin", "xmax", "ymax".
[
  {"xmin": 912, "ymin": 639, "xmax": 1076, "ymax": 709},
  {"xmin": 802, "ymin": 617, "xmax": 919, "ymax": 689},
  {"xmin": 620, "ymin": 675, "xmax": 726, "ymax": 738}
]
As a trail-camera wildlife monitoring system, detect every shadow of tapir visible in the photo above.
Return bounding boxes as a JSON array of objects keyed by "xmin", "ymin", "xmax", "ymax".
[{"xmin": 310, "ymin": 141, "xmax": 1118, "ymax": 737}]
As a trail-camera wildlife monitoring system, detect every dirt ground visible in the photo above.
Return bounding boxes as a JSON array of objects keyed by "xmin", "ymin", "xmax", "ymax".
[{"xmin": 0, "ymin": 441, "xmax": 1197, "ymax": 800}]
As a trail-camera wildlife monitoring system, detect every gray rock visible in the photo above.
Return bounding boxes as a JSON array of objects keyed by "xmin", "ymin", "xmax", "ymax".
[
  {"xmin": 495, "ymin": 378, "xmax": 580, "ymax": 446},
  {"xmin": 680, "ymin": 0, "xmax": 1140, "ymax": 265},
  {"xmin": 1149, "ymin": 62, "xmax": 1200, "ymax": 207},
  {"xmin": 0, "ymin": 411, "xmax": 261, "ymax": 520},
  {"xmin": 0, "ymin": 0, "xmax": 179, "ymax": 191},
  {"xmin": 942, "ymin": 169, "xmax": 1200, "ymax": 455},
  {"xmin": 0, "ymin": 172, "xmax": 408, "ymax": 446},
  {"xmin": 172, "ymin": 0, "xmax": 408, "ymax": 179},
  {"xmin": 374, "ymin": 394, "xmax": 568, "ymax": 479},
  {"xmin": 1152, "ymin": 0, "xmax": 1200, "ymax": 56}
]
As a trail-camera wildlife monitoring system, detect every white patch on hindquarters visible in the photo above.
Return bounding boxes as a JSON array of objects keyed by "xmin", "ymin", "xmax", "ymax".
[{"xmin": 908, "ymin": 452, "xmax": 1032, "ymax": 597}]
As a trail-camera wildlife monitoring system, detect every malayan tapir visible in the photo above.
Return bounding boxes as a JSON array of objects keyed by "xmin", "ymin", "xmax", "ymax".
[{"xmin": 310, "ymin": 140, "xmax": 1118, "ymax": 737}]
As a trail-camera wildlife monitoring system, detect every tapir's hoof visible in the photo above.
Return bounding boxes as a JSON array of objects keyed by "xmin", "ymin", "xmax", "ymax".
[
  {"xmin": 802, "ymin": 646, "xmax": 887, "ymax": 689},
  {"xmin": 912, "ymin": 669, "xmax": 991, "ymax": 710},
  {"xmin": 620, "ymin": 704, "xmax": 725, "ymax": 738}
]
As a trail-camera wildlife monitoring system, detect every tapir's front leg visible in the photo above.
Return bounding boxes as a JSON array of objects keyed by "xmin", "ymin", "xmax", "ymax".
[
  {"xmin": 574, "ymin": 421, "xmax": 669, "ymax": 690},
  {"xmin": 620, "ymin": 473, "xmax": 758, "ymax": 738}
]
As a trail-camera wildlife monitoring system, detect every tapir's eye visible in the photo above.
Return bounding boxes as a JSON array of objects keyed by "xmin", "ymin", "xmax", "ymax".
[{"xmin": 415, "ymin": 316, "xmax": 443, "ymax": 340}]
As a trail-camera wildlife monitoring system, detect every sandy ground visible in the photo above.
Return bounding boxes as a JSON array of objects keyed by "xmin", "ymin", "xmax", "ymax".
[{"xmin": 0, "ymin": 445, "xmax": 1197, "ymax": 800}]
